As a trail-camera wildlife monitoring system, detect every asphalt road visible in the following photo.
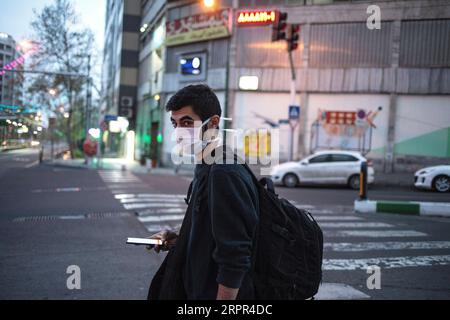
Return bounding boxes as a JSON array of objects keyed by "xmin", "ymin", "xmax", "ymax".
[{"xmin": 0, "ymin": 149, "xmax": 449, "ymax": 299}]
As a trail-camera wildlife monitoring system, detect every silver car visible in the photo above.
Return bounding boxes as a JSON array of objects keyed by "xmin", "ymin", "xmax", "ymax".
[{"xmin": 270, "ymin": 150, "xmax": 375, "ymax": 189}]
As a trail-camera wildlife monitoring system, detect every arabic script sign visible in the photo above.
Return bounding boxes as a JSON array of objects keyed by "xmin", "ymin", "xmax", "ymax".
[{"xmin": 166, "ymin": 9, "xmax": 231, "ymax": 47}]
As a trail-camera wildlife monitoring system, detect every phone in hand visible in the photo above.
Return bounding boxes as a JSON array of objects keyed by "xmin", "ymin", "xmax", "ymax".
[{"xmin": 126, "ymin": 238, "xmax": 163, "ymax": 247}]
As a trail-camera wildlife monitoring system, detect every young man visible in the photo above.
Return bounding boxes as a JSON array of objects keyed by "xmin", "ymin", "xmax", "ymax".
[{"xmin": 148, "ymin": 85, "xmax": 259, "ymax": 300}]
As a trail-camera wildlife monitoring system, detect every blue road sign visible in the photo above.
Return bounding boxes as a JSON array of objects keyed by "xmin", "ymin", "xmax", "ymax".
[
  {"xmin": 289, "ymin": 105, "xmax": 300, "ymax": 120},
  {"xmin": 104, "ymin": 115, "xmax": 118, "ymax": 122}
]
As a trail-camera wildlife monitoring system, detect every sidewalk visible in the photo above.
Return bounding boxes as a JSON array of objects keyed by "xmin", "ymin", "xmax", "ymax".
[
  {"xmin": 373, "ymin": 171, "xmax": 414, "ymax": 188},
  {"xmin": 47, "ymin": 157, "xmax": 195, "ymax": 177},
  {"xmin": 47, "ymin": 157, "xmax": 417, "ymax": 187}
]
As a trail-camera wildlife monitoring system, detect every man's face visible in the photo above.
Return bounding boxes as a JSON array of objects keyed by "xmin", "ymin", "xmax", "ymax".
[{"xmin": 170, "ymin": 106, "xmax": 202, "ymax": 129}]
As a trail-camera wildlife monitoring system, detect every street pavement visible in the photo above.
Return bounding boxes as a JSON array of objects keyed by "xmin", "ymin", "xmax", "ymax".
[{"xmin": 1, "ymin": 149, "xmax": 449, "ymax": 299}]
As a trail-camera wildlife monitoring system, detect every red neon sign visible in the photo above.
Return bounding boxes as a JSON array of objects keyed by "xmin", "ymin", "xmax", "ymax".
[{"xmin": 237, "ymin": 10, "xmax": 278, "ymax": 26}]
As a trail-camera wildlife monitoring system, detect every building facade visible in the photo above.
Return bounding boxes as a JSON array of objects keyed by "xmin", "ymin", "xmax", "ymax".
[
  {"xmin": 156, "ymin": 0, "xmax": 450, "ymax": 172},
  {"xmin": 0, "ymin": 33, "xmax": 23, "ymax": 107},
  {"xmin": 135, "ymin": 0, "xmax": 167, "ymax": 164},
  {"xmin": 102, "ymin": 0, "xmax": 141, "ymax": 155}
]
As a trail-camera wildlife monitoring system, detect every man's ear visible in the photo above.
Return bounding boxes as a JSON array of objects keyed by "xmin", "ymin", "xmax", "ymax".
[{"xmin": 209, "ymin": 115, "xmax": 220, "ymax": 129}]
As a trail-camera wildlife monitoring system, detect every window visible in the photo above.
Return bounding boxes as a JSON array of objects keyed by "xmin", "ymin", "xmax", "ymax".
[
  {"xmin": 309, "ymin": 154, "xmax": 331, "ymax": 164},
  {"xmin": 331, "ymin": 154, "xmax": 359, "ymax": 162},
  {"xmin": 400, "ymin": 19, "xmax": 450, "ymax": 67}
]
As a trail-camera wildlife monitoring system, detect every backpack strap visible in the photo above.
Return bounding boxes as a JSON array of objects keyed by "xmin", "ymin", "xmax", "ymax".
[{"xmin": 184, "ymin": 181, "xmax": 194, "ymax": 205}]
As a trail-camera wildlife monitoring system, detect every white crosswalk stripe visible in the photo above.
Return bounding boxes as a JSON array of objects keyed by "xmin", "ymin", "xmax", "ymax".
[
  {"xmin": 110, "ymin": 191, "xmax": 188, "ymax": 232},
  {"xmin": 319, "ymin": 222, "xmax": 394, "ymax": 228},
  {"xmin": 325, "ymin": 230, "xmax": 428, "ymax": 237},
  {"xmin": 323, "ymin": 255, "xmax": 450, "ymax": 271},
  {"xmin": 314, "ymin": 216, "xmax": 364, "ymax": 221},
  {"xmin": 324, "ymin": 241, "xmax": 450, "ymax": 252}
]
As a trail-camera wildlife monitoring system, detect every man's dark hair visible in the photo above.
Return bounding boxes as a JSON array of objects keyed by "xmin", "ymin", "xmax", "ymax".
[{"xmin": 165, "ymin": 84, "xmax": 222, "ymax": 121}]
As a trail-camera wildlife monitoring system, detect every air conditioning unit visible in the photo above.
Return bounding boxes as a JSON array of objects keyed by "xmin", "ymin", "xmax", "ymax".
[{"xmin": 121, "ymin": 96, "xmax": 134, "ymax": 107}]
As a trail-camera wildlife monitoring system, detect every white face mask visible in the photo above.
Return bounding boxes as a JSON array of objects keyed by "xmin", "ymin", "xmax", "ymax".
[{"xmin": 173, "ymin": 117, "xmax": 217, "ymax": 156}]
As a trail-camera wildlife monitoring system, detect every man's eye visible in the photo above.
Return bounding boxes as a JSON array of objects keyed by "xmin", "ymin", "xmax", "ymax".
[{"xmin": 182, "ymin": 121, "xmax": 193, "ymax": 127}]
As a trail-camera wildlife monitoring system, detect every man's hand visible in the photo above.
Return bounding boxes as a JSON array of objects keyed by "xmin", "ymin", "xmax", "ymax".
[
  {"xmin": 216, "ymin": 284, "xmax": 239, "ymax": 300},
  {"xmin": 146, "ymin": 230, "xmax": 178, "ymax": 253}
]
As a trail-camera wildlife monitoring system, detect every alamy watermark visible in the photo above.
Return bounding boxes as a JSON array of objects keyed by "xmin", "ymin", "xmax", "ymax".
[
  {"xmin": 367, "ymin": 5, "xmax": 381, "ymax": 30},
  {"xmin": 66, "ymin": 265, "xmax": 81, "ymax": 290},
  {"xmin": 366, "ymin": 265, "xmax": 381, "ymax": 290}
]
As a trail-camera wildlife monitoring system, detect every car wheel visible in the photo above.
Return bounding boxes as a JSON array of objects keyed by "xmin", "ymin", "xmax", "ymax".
[
  {"xmin": 283, "ymin": 173, "xmax": 299, "ymax": 188},
  {"xmin": 348, "ymin": 175, "xmax": 360, "ymax": 190},
  {"xmin": 433, "ymin": 175, "xmax": 450, "ymax": 193}
]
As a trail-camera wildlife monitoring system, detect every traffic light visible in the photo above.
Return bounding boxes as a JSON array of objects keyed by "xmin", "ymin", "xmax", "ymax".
[
  {"xmin": 272, "ymin": 12, "xmax": 288, "ymax": 42},
  {"xmin": 288, "ymin": 24, "xmax": 301, "ymax": 52}
]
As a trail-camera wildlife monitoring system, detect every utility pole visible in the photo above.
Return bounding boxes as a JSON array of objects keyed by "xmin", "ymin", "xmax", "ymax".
[
  {"xmin": 85, "ymin": 55, "xmax": 92, "ymax": 138},
  {"xmin": 288, "ymin": 49, "xmax": 297, "ymax": 162},
  {"xmin": 287, "ymin": 24, "xmax": 301, "ymax": 161}
]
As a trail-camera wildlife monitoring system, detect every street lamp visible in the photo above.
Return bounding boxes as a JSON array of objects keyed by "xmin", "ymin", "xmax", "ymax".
[{"xmin": 48, "ymin": 88, "xmax": 57, "ymax": 96}]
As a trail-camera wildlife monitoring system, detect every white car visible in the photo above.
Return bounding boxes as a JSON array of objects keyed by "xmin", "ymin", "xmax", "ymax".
[
  {"xmin": 414, "ymin": 165, "xmax": 450, "ymax": 193},
  {"xmin": 270, "ymin": 150, "xmax": 375, "ymax": 189}
]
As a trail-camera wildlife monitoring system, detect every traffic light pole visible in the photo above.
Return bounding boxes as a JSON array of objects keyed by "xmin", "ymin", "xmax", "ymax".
[{"xmin": 288, "ymin": 49, "xmax": 297, "ymax": 161}]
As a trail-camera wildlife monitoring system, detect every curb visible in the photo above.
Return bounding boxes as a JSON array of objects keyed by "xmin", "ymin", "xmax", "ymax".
[{"xmin": 354, "ymin": 200, "xmax": 450, "ymax": 217}]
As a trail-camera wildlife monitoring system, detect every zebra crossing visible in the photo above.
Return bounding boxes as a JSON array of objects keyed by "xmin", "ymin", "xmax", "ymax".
[
  {"xmin": 98, "ymin": 171, "xmax": 450, "ymax": 299},
  {"xmin": 108, "ymin": 191, "xmax": 450, "ymax": 271}
]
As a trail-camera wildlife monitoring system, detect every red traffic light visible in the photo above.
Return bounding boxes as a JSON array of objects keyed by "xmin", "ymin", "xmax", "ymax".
[
  {"xmin": 288, "ymin": 24, "xmax": 301, "ymax": 52},
  {"xmin": 272, "ymin": 11, "xmax": 288, "ymax": 42}
]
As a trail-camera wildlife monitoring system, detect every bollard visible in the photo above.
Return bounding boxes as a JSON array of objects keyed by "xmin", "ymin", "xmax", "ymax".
[
  {"xmin": 360, "ymin": 161, "xmax": 368, "ymax": 200},
  {"xmin": 39, "ymin": 147, "xmax": 44, "ymax": 164}
]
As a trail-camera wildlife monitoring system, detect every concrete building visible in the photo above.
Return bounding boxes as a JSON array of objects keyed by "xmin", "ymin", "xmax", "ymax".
[
  {"xmin": 101, "ymin": 0, "xmax": 141, "ymax": 155},
  {"xmin": 156, "ymin": 0, "xmax": 450, "ymax": 172},
  {"xmin": 0, "ymin": 33, "xmax": 23, "ymax": 107},
  {"xmin": 135, "ymin": 0, "xmax": 167, "ymax": 164}
]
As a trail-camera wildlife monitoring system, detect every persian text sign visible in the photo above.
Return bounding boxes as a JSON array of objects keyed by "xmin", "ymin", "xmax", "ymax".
[
  {"xmin": 237, "ymin": 10, "xmax": 278, "ymax": 26},
  {"xmin": 166, "ymin": 9, "xmax": 231, "ymax": 47}
]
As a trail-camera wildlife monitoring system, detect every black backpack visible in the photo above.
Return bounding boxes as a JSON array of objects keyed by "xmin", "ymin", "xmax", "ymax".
[{"xmin": 241, "ymin": 163, "xmax": 324, "ymax": 300}]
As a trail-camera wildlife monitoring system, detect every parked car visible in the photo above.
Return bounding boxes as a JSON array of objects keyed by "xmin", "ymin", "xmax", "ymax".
[
  {"xmin": 270, "ymin": 150, "xmax": 375, "ymax": 189},
  {"xmin": 414, "ymin": 165, "xmax": 450, "ymax": 193}
]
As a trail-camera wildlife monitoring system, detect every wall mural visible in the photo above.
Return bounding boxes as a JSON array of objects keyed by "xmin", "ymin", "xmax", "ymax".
[{"xmin": 310, "ymin": 107, "xmax": 383, "ymax": 155}]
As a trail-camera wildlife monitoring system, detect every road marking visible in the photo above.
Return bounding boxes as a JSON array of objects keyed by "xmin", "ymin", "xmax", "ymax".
[
  {"xmin": 107, "ymin": 184, "xmax": 148, "ymax": 189},
  {"xmin": 56, "ymin": 187, "xmax": 81, "ymax": 192},
  {"xmin": 136, "ymin": 208, "xmax": 186, "ymax": 216},
  {"xmin": 295, "ymin": 204, "xmax": 315, "ymax": 210},
  {"xmin": 25, "ymin": 160, "xmax": 39, "ymax": 168},
  {"xmin": 315, "ymin": 283, "xmax": 370, "ymax": 300},
  {"xmin": 319, "ymin": 222, "xmax": 394, "ymax": 228},
  {"xmin": 145, "ymin": 224, "xmax": 182, "ymax": 233},
  {"xmin": 136, "ymin": 194, "xmax": 185, "ymax": 198},
  {"xmin": 120, "ymin": 198, "xmax": 186, "ymax": 204},
  {"xmin": 138, "ymin": 214, "xmax": 185, "ymax": 223},
  {"xmin": 323, "ymin": 255, "xmax": 450, "ymax": 270},
  {"xmin": 324, "ymin": 241, "xmax": 450, "ymax": 252},
  {"xmin": 325, "ymin": 230, "xmax": 428, "ymax": 238},
  {"xmin": 314, "ymin": 216, "xmax": 364, "ymax": 221},
  {"xmin": 123, "ymin": 203, "xmax": 185, "ymax": 210}
]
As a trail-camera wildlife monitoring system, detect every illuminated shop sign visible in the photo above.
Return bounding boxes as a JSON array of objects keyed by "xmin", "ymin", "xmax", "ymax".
[
  {"xmin": 180, "ymin": 57, "xmax": 202, "ymax": 75},
  {"xmin": 237, "ymin": 10, "xmax": 278, "ymax": 26},
  {"xmin": 166, "ymin": 9, "xmax": 231, "ymax": 47}
]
